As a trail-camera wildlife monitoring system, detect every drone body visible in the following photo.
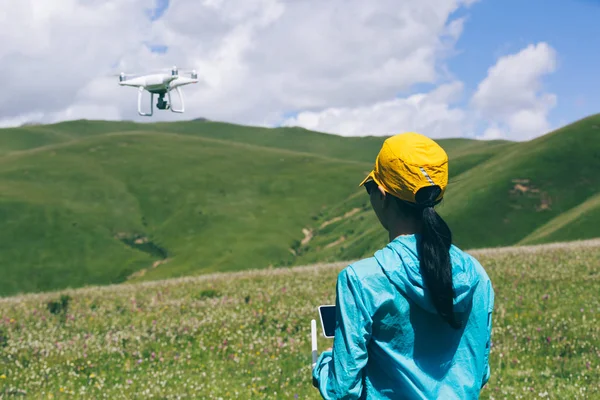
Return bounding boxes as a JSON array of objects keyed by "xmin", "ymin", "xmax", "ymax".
[{"xmin": 118, "ymin": 66, "xmax": 198, "ymax": 116}]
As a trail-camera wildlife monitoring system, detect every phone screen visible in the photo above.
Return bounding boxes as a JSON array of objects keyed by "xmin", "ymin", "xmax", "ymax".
[{"xmin": 319, "ymin": 305, "xmax": 337, "ymax": 338}]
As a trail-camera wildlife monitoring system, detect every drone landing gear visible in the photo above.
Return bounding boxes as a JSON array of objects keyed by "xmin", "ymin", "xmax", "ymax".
[
  {"xmin": 137, "ymin": 87, "xmax": 153, "ymax": 117},
  {"xmin": 167, "ymin": 87, "xmax": 185, "ymax": 113},
  {"xmin": 136, "ymin": 87, "xmax": 185, "ymax": 116}
]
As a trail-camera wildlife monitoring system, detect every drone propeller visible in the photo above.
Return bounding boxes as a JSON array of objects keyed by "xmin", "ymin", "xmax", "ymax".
[
  {"xmin": 152, "ymin": 66, "xmax": 196, "ymax": 71},
  {"xmin": 108, "ymin": 71, "xmax": 139, "ymax": 83},
  {"xmin": 147, "ymin": 67, "xmax": 197, "ymax": 73},
  {"xmin": 145, "ymin": 66, "xmax": 198, "ymax": 79},
  {"xmin": 108, "ymin": 72, "xmax": 136, "ymax": 77},
  {"xmin": 108, "ymin": 66, "xmax": 197, "ymax": 75}
]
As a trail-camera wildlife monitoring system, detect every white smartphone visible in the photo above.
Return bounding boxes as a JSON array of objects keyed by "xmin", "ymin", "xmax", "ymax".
[{"xmin": 318, "ymin": 304, "xmax": 336, "ymax": 338}]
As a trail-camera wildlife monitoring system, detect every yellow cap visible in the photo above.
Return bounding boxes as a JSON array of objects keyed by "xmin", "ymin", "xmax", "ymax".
[{"xmin": 359, "ymin": 132, "xmax": 448, "ymax": 204}]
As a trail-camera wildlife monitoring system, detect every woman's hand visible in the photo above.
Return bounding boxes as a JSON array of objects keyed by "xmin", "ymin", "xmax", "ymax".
[{"xmin": 326, "ymin": 340, "xmax": 333, "ymax": 352}]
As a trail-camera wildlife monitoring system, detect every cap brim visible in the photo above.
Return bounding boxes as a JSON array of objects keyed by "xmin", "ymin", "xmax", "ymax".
[{"xmin": 359, "ymin": 171, "xmax": 375, "ymax": 187}]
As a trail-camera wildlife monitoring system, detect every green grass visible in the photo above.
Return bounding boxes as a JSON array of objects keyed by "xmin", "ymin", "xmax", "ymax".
[
  {"xmin": 0, "ymin": 115, "xmax": 598, "ymax": 296},
  {"xmin": 0, "ymin": 239, "xmax": 598, "ymax": 399}
]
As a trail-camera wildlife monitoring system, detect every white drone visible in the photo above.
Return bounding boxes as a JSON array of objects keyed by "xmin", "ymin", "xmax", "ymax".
[{"xmin": 117, "ymin": 66, "xmax": 198, "ymax": 116}]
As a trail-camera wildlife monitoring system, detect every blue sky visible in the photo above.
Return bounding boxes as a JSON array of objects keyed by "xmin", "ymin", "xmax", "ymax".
[
  {"xmin": 146, "ymin": 0, "xmax": 170, "ymax": 21},
  {"xmin": 3, "ymin": 0, "xmax": 596, "ymax": 136},
  {"xmin": 448, "ymin": 0, "xmax": 600, "ymax": 129},
  {"xmin": 144, "ymin": 0, "xmax": 599, "ymax": 132},
  {"xmin": 145, "ymin": 0, "xmax": 170, "ymax": 53}
]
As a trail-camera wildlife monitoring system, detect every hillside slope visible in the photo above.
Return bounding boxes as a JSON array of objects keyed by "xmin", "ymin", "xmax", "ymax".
[
  {"xmin": 0, "ymin": 116, "xmax": 598, "ymax": 296},
  {"xmin": 0, "ymin": 129, "xmax": 371, "ymax": 296},
  {"xmin": 518, "ymin": 191, "xmax": 600, "ymax": 245},
  {"xmin": 442, "ymin": 114, "xmax": 600, "ymax": 248},
  {"xmin": 294, "ymin": 114, "xmax": 600, "ymax": 264},
  {"xmin": 0, "ymin": 120, "xmax": 503, "ymax": 296}
]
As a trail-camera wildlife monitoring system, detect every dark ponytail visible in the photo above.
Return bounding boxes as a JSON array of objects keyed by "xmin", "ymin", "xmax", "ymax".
[{"xmin": 399, "ymin": 186, "xmax": 460, "ymax": 329}]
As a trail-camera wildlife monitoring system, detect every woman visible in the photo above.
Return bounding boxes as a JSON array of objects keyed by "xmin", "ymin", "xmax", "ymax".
[{"xmin": 312, "ymin": 132, "xmax": 495, "ymax": 399}]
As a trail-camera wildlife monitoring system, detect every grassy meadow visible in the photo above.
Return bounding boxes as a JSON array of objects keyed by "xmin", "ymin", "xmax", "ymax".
[{"xmin": 1, "ymin": 239, "xmax": 598, "ymax": 399}]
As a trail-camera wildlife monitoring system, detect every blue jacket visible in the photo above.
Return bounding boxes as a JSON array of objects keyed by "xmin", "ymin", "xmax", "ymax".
[{"xmin": 312, "ymin": 234, "xmax": 494, "ymax": 399}]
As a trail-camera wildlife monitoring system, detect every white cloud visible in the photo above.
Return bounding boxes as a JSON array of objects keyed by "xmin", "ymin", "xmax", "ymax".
[
  {"xmin": 0, "ymin": 0, "xmax": 153, "ymax": 119},
  {"xmin": 282, "ymin": 42, "xmax": 560, "ymax": 141},
  {"xmin": 281, "ymin": 82, "xmax": 470, "ymax": 138},
  {"xmin": 0, "ymin": 1, "xmax": 560, "ymax": 142},
  {"xmin": 480, "ymin": 123, "xmax": 504, "ymax": 140},
  {"xmin": 471, "ymin": 42, "xmax": 558, "ymax": 140},
  {"xmin": 0, "ymin": 112, "xmax": 45, "ymax": 129},
  {"xmin": 0, "ymin": 0, "xmax": 477, "ymax": 129}
]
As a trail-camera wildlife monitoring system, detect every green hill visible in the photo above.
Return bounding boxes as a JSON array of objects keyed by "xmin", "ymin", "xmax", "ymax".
[
  {"xmin": 0, "ymin": 129, "xmax": 368, "ymax": 296},
  {"xmin": 292, "ymin": 114, "xmax": 600, "ymax": 264},
  {"xmin": 0, "ymin": 115, "xmax": 598, "ymax": 296}
]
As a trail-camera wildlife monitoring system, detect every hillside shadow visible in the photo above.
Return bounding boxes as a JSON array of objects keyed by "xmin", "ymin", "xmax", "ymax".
[{"xmin": 115, "ymin": 232, "xmax": 168, "ymax": 259}]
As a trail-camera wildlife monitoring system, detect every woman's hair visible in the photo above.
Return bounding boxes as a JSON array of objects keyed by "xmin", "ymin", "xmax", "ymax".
[{"xmin": 393, "ymin": 186, "xmax": 461, "ymax": 330}]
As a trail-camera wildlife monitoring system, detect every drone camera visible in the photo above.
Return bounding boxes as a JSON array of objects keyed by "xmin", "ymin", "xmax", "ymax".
[
  {"xmin": 119, "ymin": 72, "xmax": 125, "ymax": 82},
  {"xmin": 191, "ymin": 70, "xmax": 198, "ymax": 79},
  {"xmin": 171, "ymin": 66, "xmax": 178, "ymax": 76}
]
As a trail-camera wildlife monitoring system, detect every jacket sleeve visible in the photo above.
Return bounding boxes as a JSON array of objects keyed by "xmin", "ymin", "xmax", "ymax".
[
  {"xmin": 481, "ymin": 279, "xmax": 495, "ymax": 388},
  {"xmin": 312, "ymin": 267, "xmax": 372, "ymax": 399}
]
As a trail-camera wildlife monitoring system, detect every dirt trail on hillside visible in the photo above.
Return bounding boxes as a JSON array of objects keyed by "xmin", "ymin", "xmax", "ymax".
[
  {"xmin": 301, "ymin": 228, "xmax": 313, "ymax": 246},
  {"xmin": 320, "ymin": 207, "xmax": 361, "ymax": 229},
  {"xmin": 127, "ymin": 259, "xmax": 170, "ymax": 280},
  {"xmin": 325, "ymin": 236, "xmax": 346, "ymax": 249}
]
